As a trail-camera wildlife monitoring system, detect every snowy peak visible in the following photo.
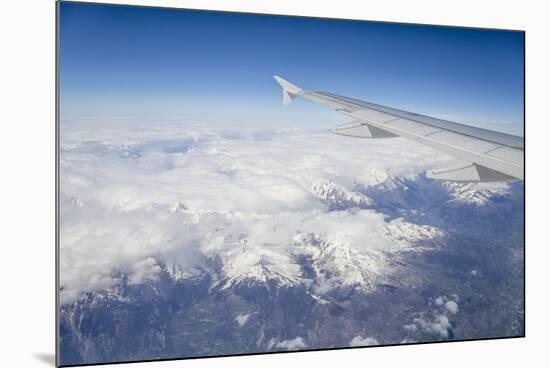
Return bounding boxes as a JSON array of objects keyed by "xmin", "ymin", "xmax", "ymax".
[
  {"xmin": 383, "ymin": 221, "xmax": 446, "ymax": 250},
  {"xmin": 302, "ymin": 177, "xmax": 373, "ymax": 209},
  {"xmin": 165, "ymin": 263, "xmax": 207, "ymax": 282},
  {"xmin": 371, "ymin": 175, "xmax": 410, "ymax": 193},
  {"xmin": 442, "ymin": 182, "xmax": 513, "ymax": 206},
  {"xmin": 294, "ymin": 233, "xmax": 387, "ymax": 293},
  {"xmin": 220, "ymin": 259, "xmax": 301, "ymax": 289}
]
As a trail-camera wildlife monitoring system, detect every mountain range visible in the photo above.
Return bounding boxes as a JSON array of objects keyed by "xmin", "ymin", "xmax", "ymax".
[{"xmin": 59, "ymin": 173, "xmax": 524, "ymax": 365}]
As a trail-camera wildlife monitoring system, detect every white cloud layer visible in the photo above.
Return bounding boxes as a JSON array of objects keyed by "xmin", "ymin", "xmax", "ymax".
[
  {"xmin": 234, "ymin": 314, "xmax": 251, "ymax": 327},
  {"xmin": 445, "ymin": 300, "xmax": 459, "ymax": 314},
  {"xmin": 275, "ymin": 337, "xmax": 307, "ymax": 350},
  {"xmin": 349, "ymin": 335, "xmax": 380, "ymax": 347},
  {"xmin": 58, "ymin": 125, "xmax": 478, "ymax": 303},
  {"xmin": 416, "ymin": 315, "xmax": 452, "ymax": 338},
  {"xmin": 406, "ymin": 294, "xmax": 460, "ymax": 338}
]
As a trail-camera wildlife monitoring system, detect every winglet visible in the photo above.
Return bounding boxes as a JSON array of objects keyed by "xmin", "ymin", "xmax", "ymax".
[{"xmin": 273, "ymin": 75, "xmax": 302, "ymax": 105}]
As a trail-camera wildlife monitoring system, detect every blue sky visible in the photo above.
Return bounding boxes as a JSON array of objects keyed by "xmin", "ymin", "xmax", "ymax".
[{"xmin": 59, "ymin": 2, "xmax": 524, "ymax": 134}]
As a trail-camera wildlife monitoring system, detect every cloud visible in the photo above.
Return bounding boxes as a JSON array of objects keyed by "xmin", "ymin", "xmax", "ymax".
[
  {"xmin": 406, "ymin": 294, "xmax": 460, "ymax": 338},
  {"xmin": 60, "ymin": 126, "xmax": 452, "ymax": 213},
  {"xmin": 445, "ymin": 300, "xmax": 459, "ymax": 314},
  {"xmin": 413, "ymin": 315, "xmax": 451, "ymax": 338},
  {"xmin": 234, "ymin": 314, "xmax": 251, "ymax": 327},
  {"xmin": 275, "ymin": 337, "xmax": 307, "ymax": 350},
  {"xmin": 431, "ymin": 315, "xmax": 452, "ymax": 337},
  {"xmin": 433, "ymin": 295, "xmax": 459, "ymax": 314},
  {"xmin": 59, "ymin": 126, "xmax": 499, "ymax": 303},
  {"xmin": 349, "ymin": 336, "xmax": 379, "ymax": 347},
  {"xmin": 128, "ymin": 257, "xmax": 162, "ymax": 285}
]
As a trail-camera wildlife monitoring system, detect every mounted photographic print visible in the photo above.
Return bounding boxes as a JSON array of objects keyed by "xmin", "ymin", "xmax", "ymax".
[{"xmin": 56, "ymin": 1, "xmax": 525, "ymax": 366}]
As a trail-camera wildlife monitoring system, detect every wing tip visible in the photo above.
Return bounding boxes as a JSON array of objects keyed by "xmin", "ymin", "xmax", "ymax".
[{"xmin": 273, "ymin": 75, "xmax": 302, "ymax": 105}]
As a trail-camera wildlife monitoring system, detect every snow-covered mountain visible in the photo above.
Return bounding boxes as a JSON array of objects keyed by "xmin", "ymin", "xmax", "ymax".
[
  {"xmin": 442, "ymin": 181, "xmax": 515, "ymax": 206},
  {"xmin": 59, "ymin": 129, "xmax": 524, "ymax": 365},
  {"xmin": 301, "ymin": 176, "xmax": 374, "ymax": 210}
]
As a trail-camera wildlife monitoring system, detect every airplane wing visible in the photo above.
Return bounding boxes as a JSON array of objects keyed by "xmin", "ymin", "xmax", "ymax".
[{"xmin": 274, "ymin": 76, "xmax": 524, "ymax": 182}]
